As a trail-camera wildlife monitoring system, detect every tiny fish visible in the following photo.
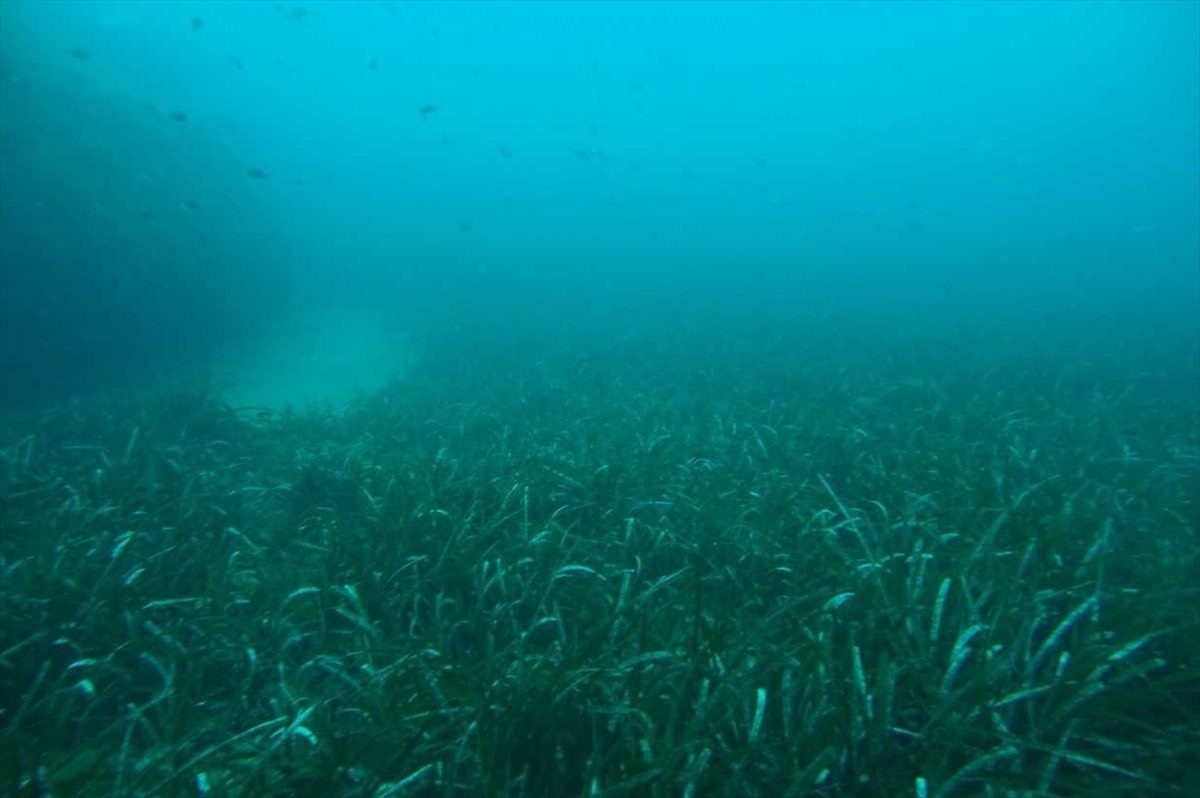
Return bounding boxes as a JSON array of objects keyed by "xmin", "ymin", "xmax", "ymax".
[
  {"xmin": 168, "ymin": 111, "xmax": 187, "ymax": 122},
  {"xmin": 368, "ymin": 58, "xmax": 378, "ymax": 71},
  {"xmin": 191, "ymin": 16, "xmax": 205, "ymax": 31},
  {"xmin": 68, "ymin": 47, "xmax": 89, "ymax": 61},
  {"xmin": 418, "ymin": 103, "xmax": 440, "ymax": 117},
  {"xmin": 246, "ymin": 167, "xmax": 269, "ymax": 179},
  {"xmin": 231, "ymin": 57, "xmax": 244, "ymax": 71}
]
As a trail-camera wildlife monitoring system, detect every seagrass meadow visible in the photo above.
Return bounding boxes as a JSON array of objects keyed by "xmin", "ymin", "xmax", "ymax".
[{"xmin": 1, "ymin": 319, "xmax": 1197, "ymax": 798}]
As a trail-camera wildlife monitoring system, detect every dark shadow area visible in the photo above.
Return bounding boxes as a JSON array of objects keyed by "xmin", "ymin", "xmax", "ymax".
[{"xmin": 0, "ymin": 17, "xmax": 295, "ymax": 409}]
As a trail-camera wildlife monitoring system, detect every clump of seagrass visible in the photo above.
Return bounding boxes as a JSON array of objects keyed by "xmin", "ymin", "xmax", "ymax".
[{"xmin": 0, "ymin": 328, "xmax": 1196, "ymax": 798}]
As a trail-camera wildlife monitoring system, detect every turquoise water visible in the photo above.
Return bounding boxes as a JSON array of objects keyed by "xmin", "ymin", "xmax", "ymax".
[{"xmin": 0, "ymin": 3, "xmax": 1196, "ymax": 796}]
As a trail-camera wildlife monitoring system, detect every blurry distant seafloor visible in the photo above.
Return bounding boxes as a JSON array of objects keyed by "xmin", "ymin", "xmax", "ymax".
[
  {"xmin": 0, "ymin": 315, "xmax": 1198, "ymax": 798},
  {"xmin": 209, "ymin": 307, "xmax": 416, "ymax": 414}
]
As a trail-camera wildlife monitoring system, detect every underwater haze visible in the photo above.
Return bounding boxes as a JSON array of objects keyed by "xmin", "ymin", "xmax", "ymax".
[
  {"xmin": 0, "ymin": 0, "xmax": 1196, "ymax": 407},
  {"xmin": 0, "ymin": 2, "xmax": 1198, "ymax": 797}
]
